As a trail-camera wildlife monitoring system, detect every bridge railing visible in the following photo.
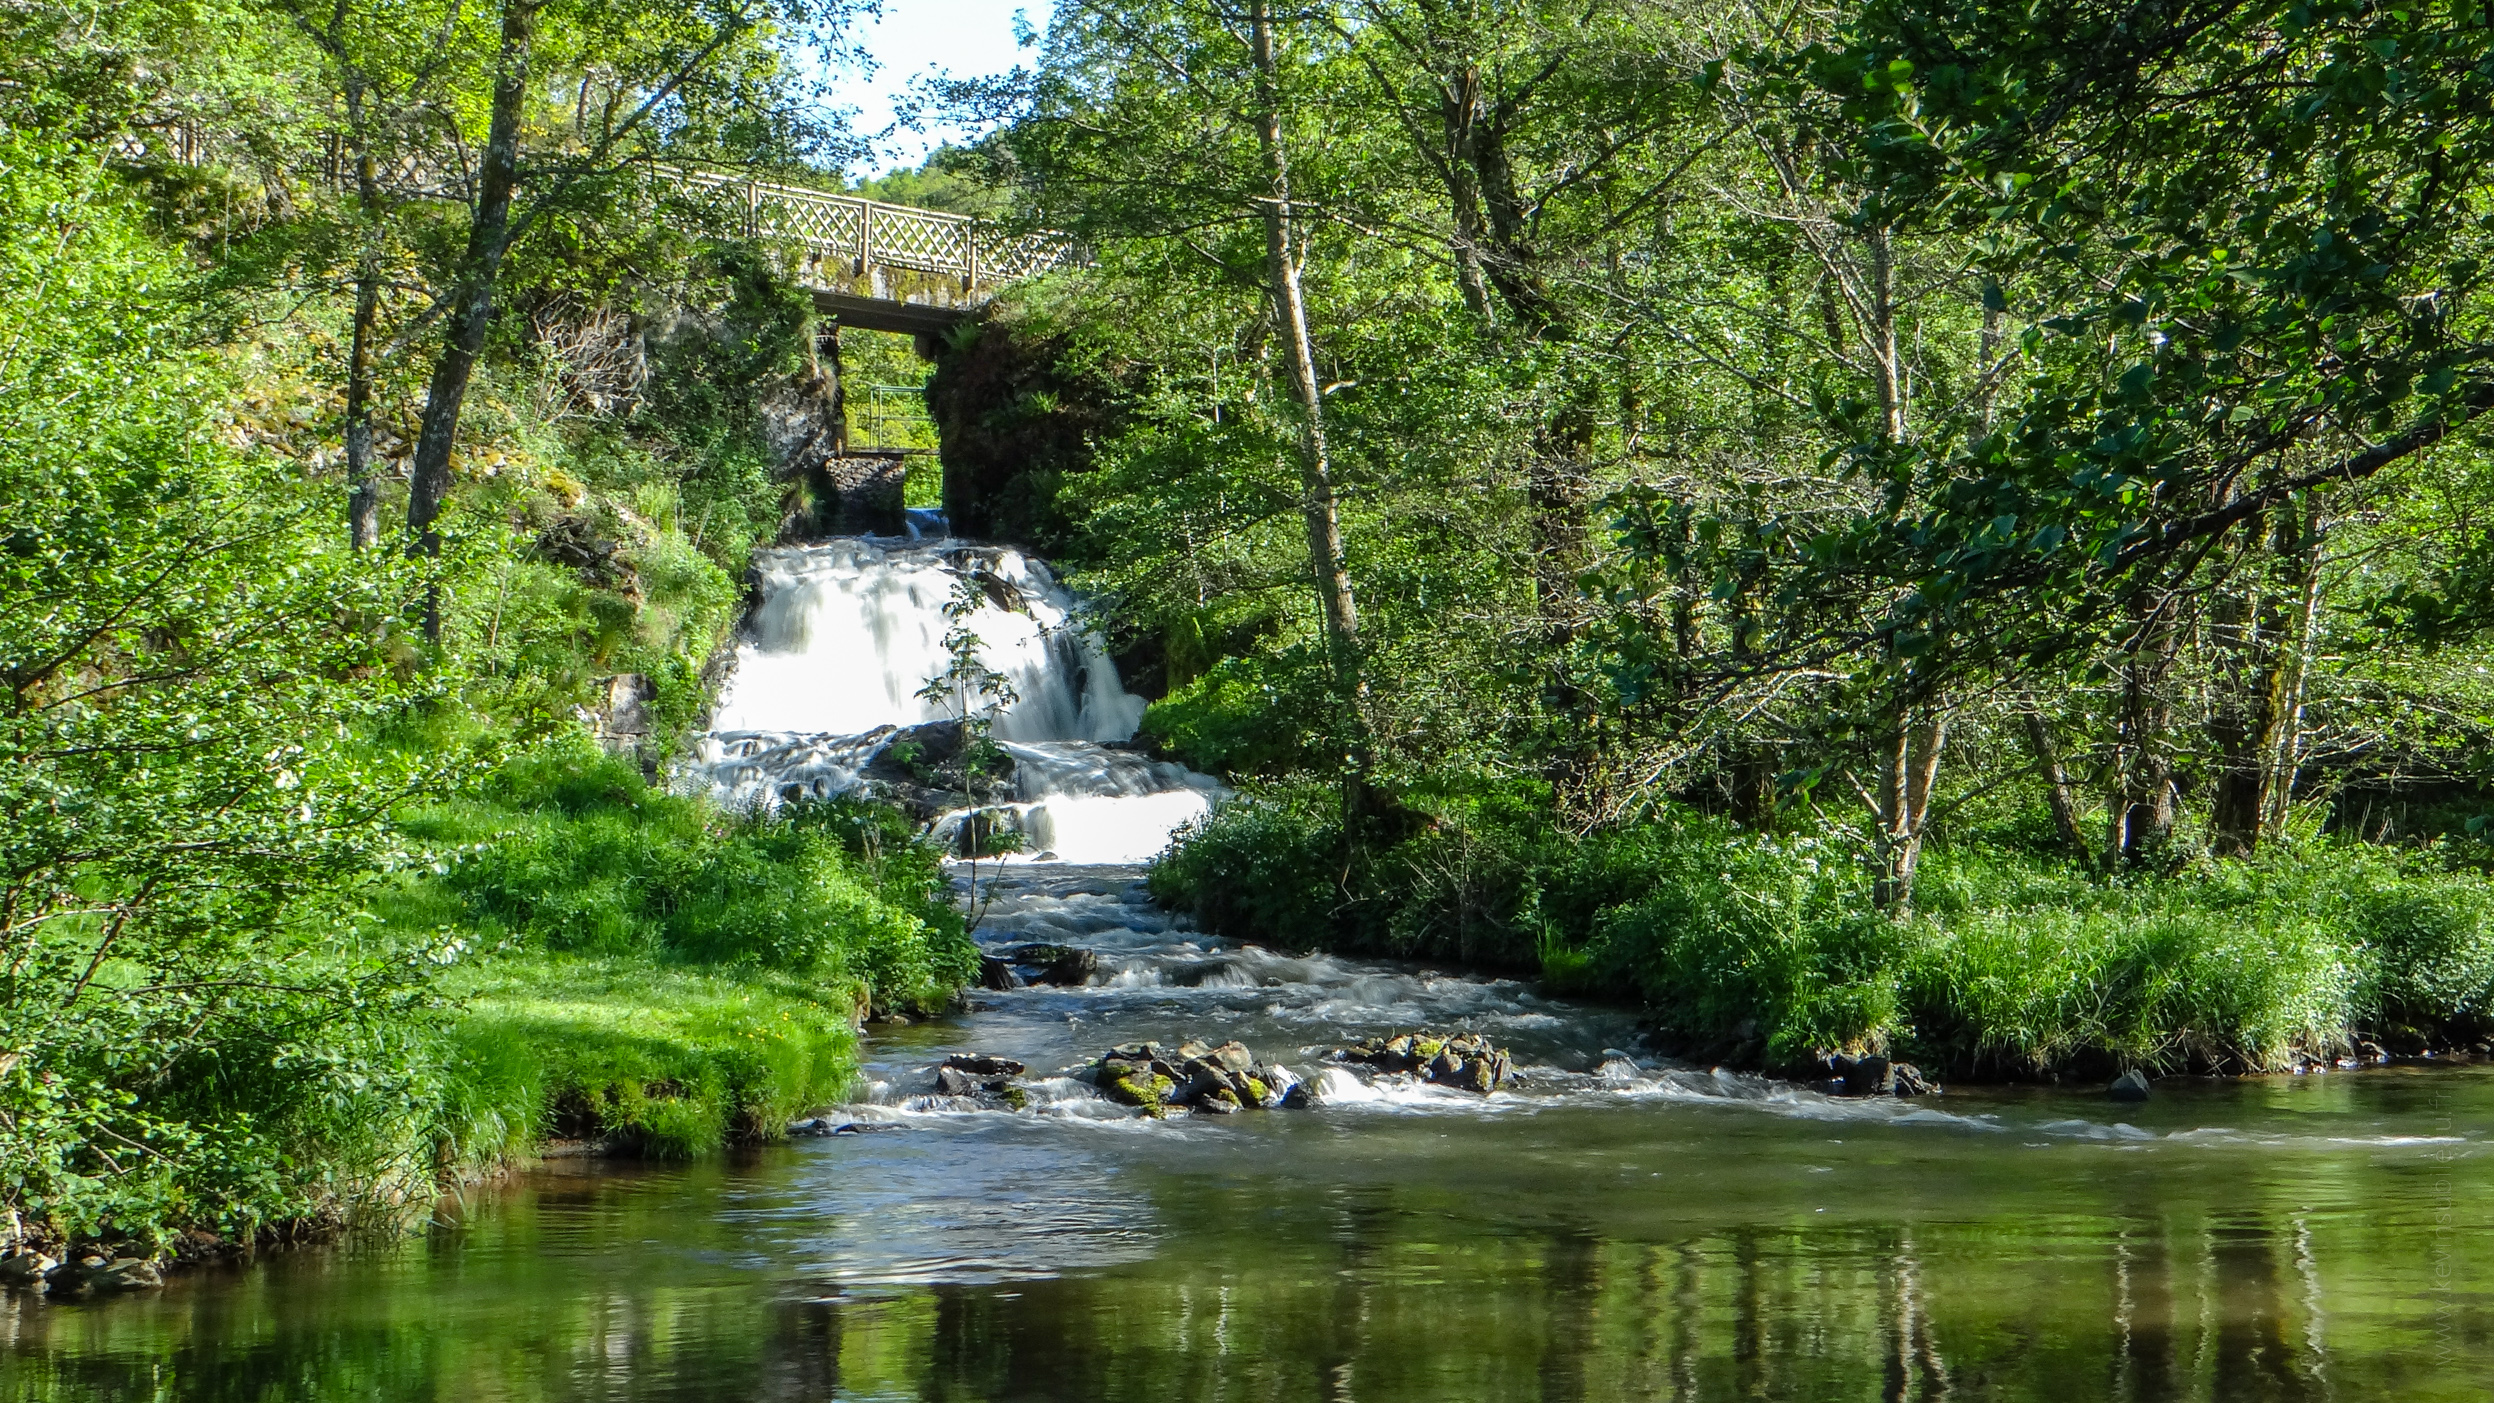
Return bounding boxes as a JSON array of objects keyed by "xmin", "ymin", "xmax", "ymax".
[
  {"xmin": 132, "ymin": 120, "xmax": 1077, "ymax": 293},
  {"xmin": 659, "ymin": 168, "xmax": 1079, "ymax": 288}
]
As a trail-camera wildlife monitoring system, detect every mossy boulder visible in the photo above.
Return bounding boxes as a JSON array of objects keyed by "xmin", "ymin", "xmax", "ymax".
[
  {"xmin": 930, "ymin": 1052, "xmax": 1032, "ymax": 1106},
  {"xmin": 1336, "ymin": 1031, "xmax": 1513, "ymax": 1093},
  {"xmin": 1084, "ymin": 1040, "xmax": 1308, "ymax": 1115}
]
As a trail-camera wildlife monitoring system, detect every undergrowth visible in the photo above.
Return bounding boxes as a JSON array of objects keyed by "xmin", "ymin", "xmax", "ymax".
[
  {"xmin": 438, "ymin": 959, "xmax": 860, "ymax": 1160},
  {"xmin": 386, "ymin": 741, "xmax": 976, "ymax": 1161},
  {"xmin": 1153, "ymin": 783, "xmax": 2494, "ymax": 1079}
]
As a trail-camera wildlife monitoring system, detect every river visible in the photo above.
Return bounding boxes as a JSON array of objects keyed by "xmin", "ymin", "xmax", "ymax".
[
  {"xmin": 9, "ymin": 537, "xmax": 2488, "ymax": 1400},
  {"xmin": 5, "ymin": 861, "xmax": 2491, "ymax": 1401}
]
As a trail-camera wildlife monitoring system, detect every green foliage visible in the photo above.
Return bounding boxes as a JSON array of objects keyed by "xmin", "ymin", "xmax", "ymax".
[
  {"xmin": 1149, "ymin": 783, "xmax": 1346, "ymax": 946},
  {"xmin": 637, "ymin": 239, "xmax": 815, "ymax": 549},
  {"xmin": 1158, "ymin": 793, "xmax": 2494, "ymax": 1077},
  {"xmin": 438, "ymin": 957, "xmax": 860, "ymax": 1159},
  {"xmin": 2344, "ymin": 875, "xmax": 2494, "ymax": 1041},
  {"xmin": 846, "ymin": 145, "xmax": 1009, "ymax": 217},
  {"xmin": 1141, "ymin": 657, "xmax": 1336, "ymax": 776},
  {"xmin": 392, "ymin": 740, "xmax": 976, "ymax": 1009},
  {"xmin": 0, "ymin": 130, "xmax": 471, "ymax": 1247}
]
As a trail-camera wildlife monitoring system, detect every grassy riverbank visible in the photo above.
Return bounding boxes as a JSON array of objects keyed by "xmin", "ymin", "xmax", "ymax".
[
  {"xmin": 398, "ymin": 745, "xmax": 975, "ymax": 1163},
  {"xmin": 439, "ymin": 958, "xmax": 864, "ymax": 1161},
  {"xmin": 1154, "ymin": 786, "xmax": 2494, "ymax": 1081}
]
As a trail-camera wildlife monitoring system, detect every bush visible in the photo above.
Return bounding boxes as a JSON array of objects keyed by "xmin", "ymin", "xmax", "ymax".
[
  {"xmin": 1583, "ymin": 823, "xmax": 1899, "ymax": 1063},
  {"xmin": 1142, "ymin": 656, "xmax": 1341, "ymax": 777},
  {"xmin": 2346, "ymin": 873, "xmax": 2494, "ymax": 1041},
  {"xmin": 1905, "ymin": 902, "xmax": 2357, "ymax": 1077},
  {"xmin": 0, "ymin": 131, "xmax": 463, "ymax": 1249},
  {"xmin": 1157, "ymin": 785, "xmax": 2494, "ymax": 1079},
  {"xmin": 1149, "ymin": 781, "xmax": 1346, "ymax": 945}
]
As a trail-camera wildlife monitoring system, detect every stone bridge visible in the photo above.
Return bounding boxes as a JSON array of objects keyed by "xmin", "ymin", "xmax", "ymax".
[{"xmin": 662, "ymin": 169, "xmax": 1077, "ymax": 339}]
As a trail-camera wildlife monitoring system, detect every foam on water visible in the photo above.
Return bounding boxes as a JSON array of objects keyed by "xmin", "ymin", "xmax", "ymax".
[
  {"xmin": 682, "ymin": 538, "xmax": 1227, "ymax": 862},
  {"xmin": 712, "ymin": 540, "xmax": 1144, "ymax": 743},
  {"xmin": 820, "ymin": 868, "xmax": 2494, "ymax": 1158}
]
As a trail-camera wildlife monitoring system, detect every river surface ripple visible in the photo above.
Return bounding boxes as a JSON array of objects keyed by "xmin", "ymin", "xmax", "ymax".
[{"xmin": 6, "ymin": 864, "xmax": 2492, "ymax": 1402}]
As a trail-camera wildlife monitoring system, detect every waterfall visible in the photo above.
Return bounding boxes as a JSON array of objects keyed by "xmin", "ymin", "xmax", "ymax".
[{"xmin": 684, "ymin": 538, "xmax": 1226, "ymax": 864}]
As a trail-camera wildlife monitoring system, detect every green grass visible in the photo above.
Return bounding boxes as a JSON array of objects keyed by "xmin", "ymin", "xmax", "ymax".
[
  {"xmin": 382, "ymin": 740, "xmax": 976, "ymax": 1163},
  {"xmin": 1155, "ymin": 786, "xmax": 2494, "ymax": 1079},
  {"xmin": 437, "ymin": 956, "xmax": 861, "ymax": 1160},
  {"xmin": 388, "ymin": 740, "xmax": 977, "ymax": 1010}
]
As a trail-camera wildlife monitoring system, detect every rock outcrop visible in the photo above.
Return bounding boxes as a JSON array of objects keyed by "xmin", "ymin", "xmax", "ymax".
[
  {"xmin": 1333, "ymin": 1032, "xmax": 1514, "ymax": 1093},
  {"xmin": 1802, "ymin": 1051, "xmax": 1941, "ymax": 1098},
  {"xmin": 931, "ymin": 1053, "xmax": 1032, "ymax": 1109},
  {"xmin": 1, "ymin": 1251, "xmax": 165, "ymax": 1294},
  {"xmin": 1085, "ymin": 1040, "xmax": 1309, "ymax": 1117}
]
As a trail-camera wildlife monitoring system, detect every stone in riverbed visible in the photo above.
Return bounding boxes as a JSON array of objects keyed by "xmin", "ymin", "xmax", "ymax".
[
  {"xmin": 0, "ymin": 1251, "xmax": 56, "ymax": 1289},
  {"xmin": 1336, "ymin": 1031, "xmax": 1513, "ymax": 1093},
  {"xmin": 1084, "ymin": 1041, "xmax": 1312, "ymax": 1115},
  {"xmin": 46, "ymin": 1255, "xmax": 162, "ymax": 1293},
  {"xmin": 2109, "ymin": 1069, "xmax": 2152, "ymax": 1101},
  {"xmin": 998, "ymin": 944, "xmax": 1100, "ymax": 986},
  {"xmin": 944, "ymin": 1054, "xmax": 1027, "ymax": 1077},
  {"xmin": 1098, "ymin": 1061, "xmax": 1178, "ymax": 1116},
  {"xmin": 1890, "ymin": 1063, "xmax": 1938, "ymax": 1097},
  {"xmin": 1843, "ymin": 1055, "xmax": 1895, "ymax": 1098},
  {"xmin": 932, "ymin": 1053, "xmax": 1030, "ymax": 1102}
]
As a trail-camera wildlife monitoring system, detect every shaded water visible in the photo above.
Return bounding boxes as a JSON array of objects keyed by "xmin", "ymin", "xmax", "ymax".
[{"xmin": 7, "ymin": 867, "xmax": 2492, "ymax": 1402}]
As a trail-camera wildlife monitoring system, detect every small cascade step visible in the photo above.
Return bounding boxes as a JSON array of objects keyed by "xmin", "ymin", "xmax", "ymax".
[{"xmin": 681, "ymin": 537, "xmax": 1226, "ymax": 862}]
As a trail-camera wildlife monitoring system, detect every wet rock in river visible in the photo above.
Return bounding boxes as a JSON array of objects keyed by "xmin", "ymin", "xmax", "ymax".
[
  {"xmin": 1811, "ymin": 1051, "xmax": 1939, "ymax": 1098},
  {"xmin": 978, "ymin": 955, "xmax": 1026, "ymax": 990},
  {"xmin": 2109, "ymin": 1069, "xmax": 2152, "ymax": 1101},
  {"xmin": 996, "ymin": 944, "xmax": 1100, "ymax": 986},
  {"xmin": 45, "ymin": 1255, "xmax": 162, "ymax": 1293},
  {"xmin": 1086, "ymin": 1040, "xmax": 1308, "ymax": 1116},
  {"xmin": 1336, "ymin": 1031, "xmax": 1513, "ymax": 1093},
  {"xmin": 0, "ymin": 1251, "xmax": 56, "ymax": 1289},
  {"xmin": 932, "ymin": 1053, "xmax": 1031, "ymax": 1105}
]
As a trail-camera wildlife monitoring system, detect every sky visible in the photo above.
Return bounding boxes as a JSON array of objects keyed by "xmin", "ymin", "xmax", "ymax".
[{"xmin": 822, "ymin": 0, "xmax": 1049, "ymax": 175}]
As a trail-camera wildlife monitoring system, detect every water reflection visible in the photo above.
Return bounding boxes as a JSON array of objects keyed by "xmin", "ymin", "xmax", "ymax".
[
  {"xmin": 16, "ymin": 1072, "xmax": 2488, "ymax": 1403},
  {"xmin": 7, "ymin": 947, "xmax": 2493, "ymax": 1403}
]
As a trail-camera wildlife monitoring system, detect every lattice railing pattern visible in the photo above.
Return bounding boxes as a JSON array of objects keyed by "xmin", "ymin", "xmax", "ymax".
[
  {"xmin": 664, "ymin": 169, "xmax": 1077, "ymax": 287},
  {"xmin": 138, "ymin": 122, "xmax": 1077, "ymax": 295}
]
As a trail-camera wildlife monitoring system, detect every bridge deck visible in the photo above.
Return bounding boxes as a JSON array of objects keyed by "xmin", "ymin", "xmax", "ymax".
[{"xmin": 660, "ymin": 170, "xmax": 1077, "ymax": 333}]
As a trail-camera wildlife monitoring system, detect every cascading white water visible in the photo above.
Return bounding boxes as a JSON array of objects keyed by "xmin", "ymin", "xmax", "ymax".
[
  {"xmin": 712, "ymin": 541, "xmax": 1144, "ymax": 743},
  {"xmin": 685, "ymin": 538, "xmax": 1226, "ymax": 863}
]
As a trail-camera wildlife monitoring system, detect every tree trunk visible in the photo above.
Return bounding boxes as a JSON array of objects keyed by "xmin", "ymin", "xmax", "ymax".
[
  {"xmin": 2207, "ymin": 517, "xmax": 2285, "ymax": 855},
  {"xmin": 344, "ymin": 74, "xmax": 383, "ymax": 552},
  {"xmin": 1726, "ymin": 573, "xmax": 1776, "ymax": 828},
  {"xmin": 1435, "ymin": 62, "xmax": 1494, "ymax": 325},
  {"xmin": 2261, "ymin": 494, "xmax": 2327, "ymax": 841},
  {"xmin": 1870, "ymin": 689, "xmax": 1947, "ymax": 912},
  {"xmin": 2110, "ymin": 598, "xmax": 2183, "ymax": 866},
  {"xmin": 406, "ymin": 0, "xmax": 538, "ymax": 636},
  {"xmin": 2019, "ymin": 706, "xmax": 2090, "ymax": 863},
  {"xmin": 1866, "ymin": 223, "xmax": 1906, "ymax": 444},
  {"xmin": 1247, "ymin": 0, "xmax": 1364, "ymax": 720}
]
